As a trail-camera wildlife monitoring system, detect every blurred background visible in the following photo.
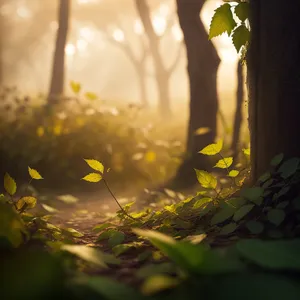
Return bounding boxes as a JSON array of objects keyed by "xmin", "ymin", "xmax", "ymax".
[{"xmin": 0, "ymin": 0, "xmax": 248, "ymax": 194}]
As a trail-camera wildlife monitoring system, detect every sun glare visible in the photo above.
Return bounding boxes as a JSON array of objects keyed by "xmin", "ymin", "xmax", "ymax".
[
  {"xmin": 152, "ymin": 15, "xmax": 166, "ymax": 36},
  {"xmin": 113, "ymin": 29, "xmax": 125, "ymax": 43},
  {"xmin": 65, "ymin": 43, "xmax": 76, "ymax": 56}
]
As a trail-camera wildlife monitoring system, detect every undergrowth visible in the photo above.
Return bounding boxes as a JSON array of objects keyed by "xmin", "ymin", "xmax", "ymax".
[{"xmin": 1, "ymin": 139, "xmax": 300, "ymax": 300}]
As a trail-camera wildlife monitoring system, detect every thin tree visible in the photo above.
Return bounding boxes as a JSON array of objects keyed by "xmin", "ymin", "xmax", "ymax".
[
  {"xmin": 170, "ymin": 0, "xmax": 220, "ymax": 188},
  {"xmin": 247, "ymin": 0, "xmax": 300, "ymax": 182},
  {"xmin": 48, "ymin": 0, "xmax": 70, "ymax": 103}
]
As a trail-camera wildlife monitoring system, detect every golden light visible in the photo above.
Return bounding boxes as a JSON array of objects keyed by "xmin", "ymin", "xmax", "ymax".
[
  {"xmin": 152, "ymin": 15, "xmax": 166, "ymax": 36},
  {"xmin": 76, "ymin": 39, "xmax": 88, "ymax": 51},
  {"xmin": 134, "ymin": 19, "xmax": 144, "ymax": 35},
  {"xmin": 219, "ymin": 48, "xmax": 237, "ymax": 63},
  {"xmin": 158, "ymin": 3, "xmax": 170, "ymax": 17},
  {"xmin": 65, "ymin": 43, "xmax": 76, "ymax": 56},
  {"xmin": 112, "ymin": 29, "xmax": 125, "ymax": 42},
  {"xmin": 171, "ymin": 23, "xmax": 183, "ymax": 42},
  {"xmin": 17, "ymin": 5, "xmax": 32, "ymax": 19},
  {"xmin": 79, "ymin": 27, "xmax": 95, "ymax": 42}
]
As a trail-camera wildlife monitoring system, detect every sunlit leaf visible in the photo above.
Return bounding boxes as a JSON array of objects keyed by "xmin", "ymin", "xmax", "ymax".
[
  {"xmin": 194, "ymin": 169, "xmax": 217, "ymax": 189},
  {"xmin": 70, "ymin": 80, "xmax": 81, "ymax": 94},
  {"xmin": 85, "ymin": 92, "xmax": 98, "ymax": 101},
  {"xmin": 65, "ymin": 228, "xmax": 84, "ymax": 237},
  {"xmin": 243, "ymin": 148, "xmax": 250, "ymax": 156},
  {"xmin": 112, "ymin": 244, "xmax": 133, "ymax": 256},
  {"xmin": 41, "ymin": 204, "xmax": 58, "ymax": 213},
  {"xmin": 193, "ymin": 197, "xmax": 213, "ymax": 209},
  {"xmin": 108, "ymin": 231, "xmax": 125, "ymax": 248},
  {"xmin": 232, "ymin": 24, "xmax": 250, "ymax": 53},
  {"xmin": 199, "ymin": 140, "xmax": 223, "ymax": 156},
  {"xmin": 209, "ymin": 3, "xmax": 237, "ymax": 39},
  {"xmin": 16, "ymin": 196, "xmax": 37, "ymax": 210},
  {"xmin": 4, "ymin": 173, "xmax": 17, "ymax": 196},
  {"xmin": 141, "ymin": 275, "xmax": 179, "ymax": 296},
  {"xmin": 194, "ymin": 127, "xmax": 211, "ymax": 135},
  {"xmin": 228, "ymin": 170, "xmax": 239, "ymax": 177},
  {"xmin": 84, "ymin": 159, "xmax": 104, "ymax": 173},
  {"xmin": 214, "ymin": 157, "xmax": 233, "ymax": 169},
  {"xmin": 28, "ymin": 167, "xmax": 43, "ymax": 180},
  {"xmin": 82, "ymin": 173, "xmax": 102, "ymax": 183},
  {"xmin": 93, "ymin": 223, "xmax": 115, "ymax": 232},
  {"xmin": 145, "ymin": 151, "xmax": 156, "ymax": 163}
]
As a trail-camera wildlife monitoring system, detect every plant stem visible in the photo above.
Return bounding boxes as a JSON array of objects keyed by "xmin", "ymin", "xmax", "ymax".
[{"xmin": 102, "ymin": 179, "xmax": 136, "ymax": 221}]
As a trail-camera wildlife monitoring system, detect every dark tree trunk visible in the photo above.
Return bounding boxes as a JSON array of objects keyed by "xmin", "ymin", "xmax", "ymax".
[
  {"xmin": 247, "ymin": 0, "xmax": 300, "ymax": 182},
  {"xmin": 135, "ymin": 0, "xmax": 171, "ymax": 117},
  {"xmin": 48, "ymin": 0, "xmax": 70, "ymax": 103},
  {"xmin": 171, "ymin": 0, "xmax": 220, "ymax": 188},
  {"xmin": 231, "ymin": 61, "xmax": 244, "ymax": 158}
]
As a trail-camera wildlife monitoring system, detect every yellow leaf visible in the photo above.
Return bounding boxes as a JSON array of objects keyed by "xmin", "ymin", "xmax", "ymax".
[
  {"xmin": 4, "ymin": 173, "xmax": 17, "ymax": 196},
  {"xmin": 36, "ymin": 126, "xmax": 45, "ymax": 137},
  {"xmin": 70, "ymin": 80, "xmax": 81, "ymax": 94},
  {"xmin": 84, "ymin": 159, "xmax": 104, "ymax": 173},
  {"xmin": 28, "ymin": 167, "xmax": 43, "ymax": 180},
  {"xmin": 243, "ymin": 148, "xmax": 250, "ymax": 156},
  {"xmin": 194, "ymin": 127, "xmax": 211, "ymax": 135},
  {"xmin": 228, "ymin": 170, "xmax": 240, "ymax": 177},
  {"xmin": 194, "ymin": 169, "xmax": 217, "ymax": 189},
  {"xmin": 199, "ymin": 139, "xmax": 223, "ymax": 155},
  {"xmin": 214, "ymin": 157, "xmax": 233, "ymax": 169},
  {"xmin": 53, "ymin": 124, "xmax": 62, "ymax": 136},
  {"xmin": 85, "ymin": 92, "xmax": 98, "ymax": 101},
  {"xmin": 82, "ymin": 173, "xmax": 102, "ymax": 183},
  {"xmin": 145, "ymin": 151, "xmax": 156, "ymax": 163},
  {"xmin": 16, "ymin": 196, "xmax": 37, "ymax": 210}
]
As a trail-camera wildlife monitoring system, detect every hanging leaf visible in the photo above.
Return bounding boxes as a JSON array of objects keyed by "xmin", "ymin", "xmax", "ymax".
[
  {"xmin": 233, "ymin": 204, "xmax": 254, "ymax": 222},
  {"xmin": 108, "ymin": 231, "xmax": 125, "ymax": 248},
  {"xmin": 267, "ymin": 209, "xmax": 286, "ymax": 226},
  {"xmin": 246, "ymin": 220, "xmax": 264, "ymax": 234},
  {"xmin": 234, "ymin": 2, "xmax": 249, "ymax": 22},
  {"xmin": 28, "ymin": 167, "xmax": 43, "ymax": 180},
  {"xmin": 232, "ymin": 24, "xmax": 250, "ymax": 53},
  {"xmin": 199, "ymin": 139, "xmax": 223, "ymax": 156},
  {"xmin": 82, "ymin": 173, "xmax": 102, "ymax": 183},
  {"xmin": 84, "ymin": 159, "xmax": 104, "ymax": 173},
  {"xmin": 209, "ymin": 3, "xmax": 237, "ymax": 39},
  {"xmin": 194, "ymin": 127, "xmax": 211, "ymax": 135},
  {"xmin": 243, "ymin": 148, "xmax": 250, "ymax": 156},
  {"xmin": 214, "ymin": 157, "xmax": 233, "ymax": 169},
  {"xmin": 194, "ymin": 169, "xmax": 217, "ymax": 189},
  {"xmin": 228, "ymin": 170, "xmax": 239, "ymax": 177}
]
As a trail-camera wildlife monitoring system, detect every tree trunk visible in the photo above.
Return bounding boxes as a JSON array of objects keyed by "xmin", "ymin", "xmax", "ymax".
[
  {"xmin": 48, "ymin": 0, "xmax": 70, "ymax": 103},
  {"xmin": 171, "ymin": 0, "xmax": 220, "ymax": 188},
  {"xmin": 247, "ymin": 0, "xmax": 300, "ymax": 182},
  {"xmin": 0, "ymin": 0, "xmax": 4, "ymax": 86},
  {"xmin": 231, "ymin": 61, "xmax": 244, "ymax": 157},
  {"xmin": 135, "ymin": 0, "xmax": 172, "ymax": 117}
]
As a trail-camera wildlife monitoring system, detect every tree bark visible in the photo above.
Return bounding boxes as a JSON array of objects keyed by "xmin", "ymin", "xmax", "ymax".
[
  {"xmin": 247, "ymin": 0, "xmax": 300, "ymax": 182},
  {"xmin": 135, "ymin": 0, "xmax": 172, "ymax": 117},
  {"xmin": 171, "ymin": 0, "xmax": 220, "ymax": 188},
  {"xmin": 48, "ymin": 0, "xmax": 70, "ymax": 103},
  {"xmin": 231, "ymin": 61, "xmax": 244, "ymax": 157}
]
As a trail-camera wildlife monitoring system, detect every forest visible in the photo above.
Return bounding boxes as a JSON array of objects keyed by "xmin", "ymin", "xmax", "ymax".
[{"xmin": 1, "ymin": 0, "xmax": 300, "ymax": 299}]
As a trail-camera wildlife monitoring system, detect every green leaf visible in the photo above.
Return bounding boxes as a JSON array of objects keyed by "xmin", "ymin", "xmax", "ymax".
[
  {"xmin": 82, "ymin": 173, "xmax": 102, "ymax": 183},
  {"xmin": 278, "ymin": 157, "xmax": 300, "ymax": 179},
  {"xmin": 228, "ymin": 170, "xmax": 239, "ymax": 177},
  {"xmin": 93, "ymin": 223, "xmax": 115, "ymax": 232},
  {"xmin": 237, "ymin": 239, "xmax": 300, "ymax": 270},
  {"xmin": 232, "ymin": 24, "xmax": 250, "ymax": 53},
  {"xmin": 28, "ymin": 167, "xmax": 43, "ymax": 180},
  {"xmin": 241, "ymin": 187, "xmax": 264, "ymax": 205},
  {"xmin": 112, "ymin": 244, "xmax": 133, "ymax": 256},
  {"xmin": 108, "ymin": 231, "xmax": 125, "ymax": 248},
  {"xmin": 209, "ymin": 3, "xmax": 237, "ymax": 39},
  {"xmin": 267, "ymin": 209, "xmax": 285, "ymax": 226},
  {"xmin": 234, "ymin": 2, "xmax": 249, "ymax": 22},
  {"xmin": 214, "ymin": 157, "xmax": 233, "ymax": 169},
  {"xmin": 136, "ymin": 263, "xmax": 175, "ymax": 279},
  {"xmin": 141, "ymin": 275, "xmax": 179, "ymax": 296},
  {"xmin": 65, "ymin": 228, "xmax": 84, "ymax": 237},
  {"xmin": 62, "ymin": 245, "xmax": 110, "ymax": 268},
  {"xmin": 219, "ymin": 222, "xmax": 237, "ymax": 235},
  {"xmin": 242, "ymin": 148, "xmax": 250, "ymax": 156},
  {"xmin": 4, "ymin": 173, "xmax": 17, "ymax": 196},
  {"xmin": 84, "ymin": 159, "xmax": 104, "ymax": 173},
  {"xmin": 199, "ymin": 140, "xmax": 223, "ymax": 155},
  {"xmin": 233, "ymin": 204, "xmax": 254, "ymax": 222},
  {"xmin": 226, "ymin": 197, "xmax": 247, "ymax": 209},
  {"xmin": 211, "ymin": 207, "xmax": 235, "ymax": 225},
  {"xmin": 16, "ymin": 196, "xmax": 37, "ymax": 210},
  {"xmin": 270, "ymin": 153, "xmax": 284, "ymax": 166},
  {"xmin": 193, "ymin": 197, "xmax": 212, "ymax": 209},
  {"xmin": 246, "ymin": 220, "xmax": 264, "ymax": 234},
  {"xmin": 194, "ymin": 169, "xmax": 217, "ymax": 189},
  {"xmin": 70, "ymin": 80, "xmax": 81, "ymax": 94}
]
